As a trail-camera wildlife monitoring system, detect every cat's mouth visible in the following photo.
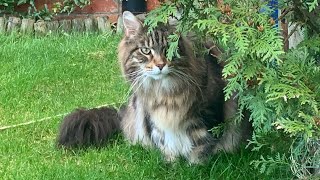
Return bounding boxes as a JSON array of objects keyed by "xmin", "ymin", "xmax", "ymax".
[
  {"xmin": 146, "ymin": 70, "xmax": 168, "ymax": 80},
  {"xmin": 149, "ymin": 73, "xmax": 167, "ymax": 80},
  {"xmin": 145, "ymin": 65, "xmax": 170, "ymax": 80}
]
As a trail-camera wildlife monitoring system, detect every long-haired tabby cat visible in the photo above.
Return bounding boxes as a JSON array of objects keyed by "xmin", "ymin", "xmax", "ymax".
[{"xmin": 57, "ymin": 11, "xmax": 251, "ymax": 164}]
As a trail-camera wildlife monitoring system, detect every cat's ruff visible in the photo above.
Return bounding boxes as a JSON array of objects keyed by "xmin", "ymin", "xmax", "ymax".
[{"xmin": 57, "ymin": 11, "xmax": 251, "ymax": 164}]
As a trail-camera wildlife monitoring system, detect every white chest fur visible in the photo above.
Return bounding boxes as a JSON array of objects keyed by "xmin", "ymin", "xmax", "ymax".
[
  {"xmin": 151, "ymin": 127, "xmax": 193, "ymax": 159},
  {"xmin": 147, "ymin": 94, "xmax": 195, "ymax": 159},
  {"xmin": 147, "ymin": 93, "xmax": 192, "ymax": 131}
]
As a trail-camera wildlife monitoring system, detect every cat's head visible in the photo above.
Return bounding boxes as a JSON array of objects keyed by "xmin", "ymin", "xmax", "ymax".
[{"xmin": 118, "ymin": 11, "xmax": 203, "ymax": 93}]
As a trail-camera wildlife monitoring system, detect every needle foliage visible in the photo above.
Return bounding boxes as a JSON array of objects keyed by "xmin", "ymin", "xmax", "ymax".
[{"xmin": 145, "ymin": 0, "xmax": 320, "ymax": 178}]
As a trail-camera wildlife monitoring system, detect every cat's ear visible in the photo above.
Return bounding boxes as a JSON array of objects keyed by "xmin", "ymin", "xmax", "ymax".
[{"xmin": 122, "ymin": 11, "xmax": 142, "ymax": 38}]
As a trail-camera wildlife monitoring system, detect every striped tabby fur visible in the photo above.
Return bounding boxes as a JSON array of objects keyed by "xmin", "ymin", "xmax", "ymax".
[{"xmin": 57, "ymin": 11, "xmax": 251, "ymax": 164}]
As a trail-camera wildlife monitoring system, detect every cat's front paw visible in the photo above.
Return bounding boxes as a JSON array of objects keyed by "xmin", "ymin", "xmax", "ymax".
[
  {"xmin": 164, "ymin": 153, "xmax": 177, "ymax": 163},
  {"xmin": 187, "ymin": 150, "xmax": 206, "ymax": 165}
]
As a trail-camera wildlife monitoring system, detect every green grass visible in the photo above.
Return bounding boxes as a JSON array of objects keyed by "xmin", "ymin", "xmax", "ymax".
[{"xmin": 0, "ymin": 33, "xmax": 293, "ymax": 179}]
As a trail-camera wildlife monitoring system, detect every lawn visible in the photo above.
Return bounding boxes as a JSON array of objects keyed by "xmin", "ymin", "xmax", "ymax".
[{"xmin": 0, "ymin": 33, "xmax": 293, "ymax": 179}]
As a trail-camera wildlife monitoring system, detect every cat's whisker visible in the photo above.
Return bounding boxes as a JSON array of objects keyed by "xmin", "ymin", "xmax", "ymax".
[
  {"xmin": 125, "ymin": 74, "xmax": 144, "ymax": 99},
  {"xmin": 127, "ymin": 70, "xmax": 144, "ymax": 86},
  {"xmin": 170, "ymin": 71, "xmax": 193, "ymax": 89},
  {"xmin": 120, "ymin": 70, "xmax": 143, "ymax": 80},
  {"xmin": 170, "ymin": 71, "xmax": 197, "ymax": 98},
  {"xmin": 175, "ymin": 69, "xmax": 202, "ymax": 87},
  {"xmin": 128, "ymin": 76, "xmax": 148, "ymax": 100},
  {"xmin": 127, "ymin": 70, "xmax": 143, "ymax": 77},
  {"xmin": 170, "ymin": 69, "xmax": 204, "ymax": 99},
  {"xmin": 177, "ymin": 71, "xmax": 201, "ymax": 88},
  {"xmin": 125, "ymin": 73, "xmax": 149, "ymax": 100},
  {"xmin": 171, "ymin": 69, "xmax": 198, "ymax": 87}
]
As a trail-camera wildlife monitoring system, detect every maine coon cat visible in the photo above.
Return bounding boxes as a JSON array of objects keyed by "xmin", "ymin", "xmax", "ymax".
[{"xmin": 57, "ymin": 11, "xmax": 251, "ymax": 164}]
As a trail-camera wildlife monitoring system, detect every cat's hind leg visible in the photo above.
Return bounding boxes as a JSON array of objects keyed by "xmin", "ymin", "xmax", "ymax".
[
  {"xmin": 185, "ymin": 121, "xmax": 217, "ymax": 164},
  {"xmin": 214, "ymin": 96, "xmax": 252, "ymax": 153}
]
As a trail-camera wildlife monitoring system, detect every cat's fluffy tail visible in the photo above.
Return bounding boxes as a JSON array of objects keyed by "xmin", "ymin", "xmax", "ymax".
[{"xmin": 57, "ymin": 106, "xmax": 120, "ymax": 148}]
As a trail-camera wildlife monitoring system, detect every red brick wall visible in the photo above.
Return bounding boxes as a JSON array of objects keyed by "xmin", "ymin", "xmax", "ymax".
[
  {"xmin": 146, "ymin": 0, "xmax": 161, "ymax": 11},
  {"xmin": 15, "ymin": 0, "xmax": 160, "ymax": 22},
  {"xmin": 72, "ymin": 0, "xmax": 120, "ymax": 22}
]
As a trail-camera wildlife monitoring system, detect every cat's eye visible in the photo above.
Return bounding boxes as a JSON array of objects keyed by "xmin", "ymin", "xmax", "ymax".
[{"xmin": 140, "ymin": 47, "xmax": 151, "ymax": 55}]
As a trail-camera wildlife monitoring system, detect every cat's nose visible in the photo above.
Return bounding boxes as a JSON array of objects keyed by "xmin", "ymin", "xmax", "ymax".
[{"xmin": 156, "ymin": 64, "xmax": 165, "ymax": 70}]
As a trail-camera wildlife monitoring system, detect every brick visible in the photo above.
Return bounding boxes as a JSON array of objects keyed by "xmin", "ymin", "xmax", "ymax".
[
  {"xmin": 21, "ymin": 18, "xmax": 35, "ymax": 34},
  {"xmin": 11, "ymin": 0, "xmax": 160, "ymax": 24},
  {"xmin": 0, "ymin": 17, "xmax": 6, "ymax": 33},
  {"xmin": 7, "ymin": 17, "xmax": 21, "ymax": 33},
  {"xmin": 34, "ymin": 20, "xmax": 47, "ymax": 36}
]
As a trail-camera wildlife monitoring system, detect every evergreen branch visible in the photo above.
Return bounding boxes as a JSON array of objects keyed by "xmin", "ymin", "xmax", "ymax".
[{"xmin": 284, "ymin": 22, "xmax": 301, "ymax": 45}]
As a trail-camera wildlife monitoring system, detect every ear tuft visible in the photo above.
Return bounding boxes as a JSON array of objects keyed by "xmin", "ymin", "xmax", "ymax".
[{"xmin": 122, "ymin": 11, "xmax": 142, "ymax": 37}]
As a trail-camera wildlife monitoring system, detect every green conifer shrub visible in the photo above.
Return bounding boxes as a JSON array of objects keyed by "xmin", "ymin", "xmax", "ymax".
[{"xmin": 145, "ymin": 0, "xmax": 320, "ymax": 178}]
